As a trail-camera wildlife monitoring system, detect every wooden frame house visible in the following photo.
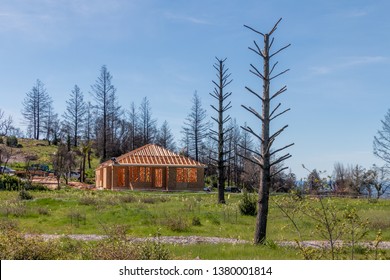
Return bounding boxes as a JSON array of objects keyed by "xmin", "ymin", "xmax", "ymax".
[{"xmin": 95, "ymin": 144, "xmax": 205, "ymax": 191}]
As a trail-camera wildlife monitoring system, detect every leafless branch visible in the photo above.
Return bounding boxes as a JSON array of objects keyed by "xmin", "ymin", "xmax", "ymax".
[
  {"xmin": 269, "ymin": 61, "xmax": 278, "ymax": 76},
  {"xmin": 209, "ymin": 92, "xmax": 219, "ymax": 100},
  {"xmin": 250, "ymin": 64, "xmax": 267, "ymax": 80},
  {"xmin": 269, "ymin": 125, "xmax": 289, "ymax": 142},
  {"xmin": 212, "ymin": 80, "xmax": 219, "ymax": 89},
  {"xmin": 269, "ymin": 18, "xmax": 282, "ymax": 35},
  {"xmin": 271, "ymin": 166, "xmax": 289, "ymax": 178},
  {"xmin": 270, "ymin": 69, "xmax": 290, "ymax": 80},
  {"xmin": 210, "ymin": 105, "xmax": 219, "ymax": 113},
  {"xmin": 269, "ymin": 37, "xmax": 275, "ymax": 50},
  {"xmin": 238, "ymin": 153, "xmax": 264, "ymax": 169},
  {"xmin": 241, "ymin": 105, "xmax": 264, "ymax": 122},
  {"xmin": 211, "ymin": 116, "xmax": 219, "ymax": 123},
  {"xmin": 245, "ymin": 86, "xmax": 264, "ymax": 102},
  {"xmin": 248, "ymin": 40, "xmax": 265, "ymax": 59},
  {"xmin": 248, "ymin": 46, "xmax": 263, "ymax": 57},
  {"xmin": 223, "ymin": 79, "xmax": 233, "ymax": 87},
  {"xmin": 271, "ymin": 153, "xmax": 292, "ymax": 167},
  {"xmin": 270, "ymin": 86, "xmax": 287, "ymax": 100},
  {"xmin": 270, "ymin": 108, "xmax": 290, "ymax": 121},
  {"xmin": 244, "ymin": 24, "xmax": 265, "ymax": 36},
  {"xmin": 240, "ymin": 125, "xmax": 264, "ymax": 144},
  {"xmin": 209, "ymin": 135, "xmax": 219, "ymax": 143},
  {"xmin": 270, "ymin": 143, "xmax": 295, "ymax": 157},
  {"xmin": 269, "ymin": 103, "xmax": 282, "ymax": 119},
  {"xmin": 222, "ymin": 115, "xmax": 232, "ymax": 124},
  {"xmin": 223, "ymin": 101, "xmax": 232, "ymax": 111},
  {"xmin": 270, "ymin": 44, "xmax": 291, "ymax": 59},
  {"xmin": 238, "ymin": 143, "xmax": 263, "ymax": 159}
]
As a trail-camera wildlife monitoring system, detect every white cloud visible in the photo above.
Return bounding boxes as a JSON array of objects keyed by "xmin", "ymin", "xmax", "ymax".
[
  {"xmin": 340, "ymin": 56, "xmax": 387, "ymax": 66},
  {"xmin": 345, "ymin": 9, "xmax": 368, "ymax": 18},
  {"xmin": 164, "ymin": 12, "xmax": 211, "ymax": 25},
  {"xmin": 310, "ymin": 56, "xmax": 388, "ymax": 75}
]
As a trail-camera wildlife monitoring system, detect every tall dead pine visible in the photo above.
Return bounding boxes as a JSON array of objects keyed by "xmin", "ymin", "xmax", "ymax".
[
  {"xmin": 242, "ymin": 18, "xmax": 294, "ymax": 244},
  {"xmin": 209, "ymin": 57, "xmax": 233, "ymax": 204}
]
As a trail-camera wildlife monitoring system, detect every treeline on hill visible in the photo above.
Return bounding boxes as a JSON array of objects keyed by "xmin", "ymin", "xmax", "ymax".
[
  {"xmin": 0, "ymin": 65, "xmax": 260, "ymax": 189},
  {"xmin": 1, "ymin": 64, "xmax": 390, "ymax": 196}
]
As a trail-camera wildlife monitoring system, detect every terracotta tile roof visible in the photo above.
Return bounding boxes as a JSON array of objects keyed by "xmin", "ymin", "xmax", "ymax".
[{"xmin": 97, "ymin": 144, "xmax": 205, "ymax": 168}]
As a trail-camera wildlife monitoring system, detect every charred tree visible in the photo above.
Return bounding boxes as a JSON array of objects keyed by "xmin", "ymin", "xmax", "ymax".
[
  {"xmin": 209, "ymin": 57, "xmax": 233, "ymax": 204},
  {"xmin": 241, "ymin": 18, "xmax": 294, "ymax": 244},
  {"xmin": 63, "ymin": 85, "xmax": 87, "ymax": 147},
  {"xmin": 91, "ymin": 65, "xmax": 117, "ymax": 161},
  {"xmin": 22, "ymin": 79, "xmax": 51, "ymax": 140},
  {"xmin": 182, "ymin": 91, "xmax": 209, "ymax": 162}
]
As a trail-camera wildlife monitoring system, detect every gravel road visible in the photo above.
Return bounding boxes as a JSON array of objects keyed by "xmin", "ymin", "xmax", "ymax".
[{"xmin": 24, "ymin": 234, "xmax": 390, "ymax": 249}]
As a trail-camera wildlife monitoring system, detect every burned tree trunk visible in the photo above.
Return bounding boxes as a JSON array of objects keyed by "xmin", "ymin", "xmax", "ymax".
[
  {"xmin": 209, "ymin": 57, "xmax": 233, "ymax": 204},
  {"xmin": 241, "ymin": 18, "xmax": 294, "ymax": 244}
]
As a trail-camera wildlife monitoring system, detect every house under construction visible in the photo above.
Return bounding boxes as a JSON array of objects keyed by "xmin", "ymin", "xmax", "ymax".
[{"xmin": 95, "ymin": 144, "xmax": 205, "ymax": 191}]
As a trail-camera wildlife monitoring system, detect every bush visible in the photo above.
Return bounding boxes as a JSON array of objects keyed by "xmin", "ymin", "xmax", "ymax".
[
  {"xmin": 0, "ymin": 220, "xmax": 68, "ymax": 259},
  {"xmin": 0, "ymin": 201, "xmax": 27, "ymax": 217},
  {"xmin": 137, "ymin": 240, "xmax": 170, "ymax": 260},
  {"xmin": 37, "ymin": 207, "xmax": 50, "ymax": 216},
  {"xmin": 192, "ymin": 216, "xmax": 202, "ymax": 226},
  {"xmin": 119, "ymin": 195, "xmax": 136, "ymax": 203},
  {"xmin": 163, "ymin": 216, "xmax": 190, "ymax": 232},
  {"xmin": 0, "ymin": 175, "xmax": 48, "ymax": 191},
  {"xmin": 0, "ymin": 174, "xmax": 23, "ymax": 191},
  {"xmin": 79, "ymin": 195, "xmax": 99, "ymax": 206},
  {"xmin": 19, "ymin": 190, "xmax": 33, "ymax": 200},
  {"xmin": 68, "ymin": 210, "xmax": 86, "ymax": 228},
  {"xmin": 239, "ymin": 191, "xmax": 257, "ymax": 216},
  {"xmin": 24, "ymin": 183, "xmax": 49, "ymax": 191},
  {"xmin": 6, "ymin": 136, "xmax": 18, "ymax": 147}
]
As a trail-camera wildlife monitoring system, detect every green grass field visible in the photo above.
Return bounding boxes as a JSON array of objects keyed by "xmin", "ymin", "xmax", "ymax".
[{"xmin": 0, "ymin": 189, "xmax": 389, "ymax": 259}]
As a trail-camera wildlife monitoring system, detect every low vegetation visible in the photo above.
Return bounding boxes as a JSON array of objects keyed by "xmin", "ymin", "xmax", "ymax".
[{"xmin": 0, "ymin": 188, "xmax": 389, "ymax": 260}]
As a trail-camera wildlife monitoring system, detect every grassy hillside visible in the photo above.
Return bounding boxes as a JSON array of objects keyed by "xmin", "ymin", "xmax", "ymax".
[{"xmin": 2, "ymin": 138, "xmax": 100, "ymax": 172}]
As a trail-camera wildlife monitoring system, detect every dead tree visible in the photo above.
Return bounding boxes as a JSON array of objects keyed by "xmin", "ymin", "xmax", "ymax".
[
  {"xmin": 209, "ymin": 57, "xmax": 233, "ymax": 204},
  {"xmin": 241, "ymin": 18, "xmax": 294, "ymax": 244}
]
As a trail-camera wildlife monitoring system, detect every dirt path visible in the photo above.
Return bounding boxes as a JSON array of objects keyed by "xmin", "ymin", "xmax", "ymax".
[{"xmin": 24, "ymin": 234, "xmax": 390, "ymax": 249}]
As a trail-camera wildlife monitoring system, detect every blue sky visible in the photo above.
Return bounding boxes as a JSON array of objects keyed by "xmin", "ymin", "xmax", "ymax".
[{"xmin": 1, "ymin": 0, "xmax": 389, "ymax": 179}]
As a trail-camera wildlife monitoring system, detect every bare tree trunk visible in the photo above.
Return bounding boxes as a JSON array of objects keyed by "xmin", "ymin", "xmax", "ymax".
[
  {"xmin": 254, "ymin": 33, "xmax": 271, "ymax": 244},
  {"xmin": 209, "ymin": 58, "xmax": 232, "ymax": 204},
  {"xmin": 242, "ymin": 18, "xmax": 293, "ymax": 244}
]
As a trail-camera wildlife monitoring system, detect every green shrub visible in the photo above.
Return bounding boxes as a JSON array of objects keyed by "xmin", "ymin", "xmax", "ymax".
[
  {"xmin": 0, "ymin": 174, "xmax": 23, "ymax": 191},
  {"xmin": 24, "ymin": 182, "xmax": 49, "ymax": 191},
  {"xmin": 192, "ymin": 216, "xmax": 202, "ymax": 226},
  {"xmin": 205, "ymin": 212, "xmax": 221, "ymax": 225},
  {"xmin": 119, "ymin": 195, "xmax": 136, "ymax": 203},
  {"xmin": 84, "ymin": 226, "xmax": 169, "ymax": 260},
  {"xmin": 137, "ymin": 240, "xmax": 170, "ymax": 260},
  {"xmin": 239, "ymin": 191, "xmax": 257, "ymax": 216},
  {"xmin": 0, "ymin": 221, "xmax": 69, "ymax": 260},
  {"xmin": 0, "ymin": 175, "xmax": 48, "ymax": 191},
  {"xmin": 79, "ymin": 195, "xmax": 99, "ymax": 206},
  {"xmin": 6, "ymin": 136, "xmax": 18, "ymax": 147},
  {"xmin": 37, "ymin": 207, "xmax": 50, "ymax": 216},
  {"xmin": 163, "ymin": 216, "xmax": 190, "ymax": 232},
  {"xmin": 19, "ymin": 190, "xmax": 33, "ymax": 200},
  {"xmin": 83, "ymin": 240, "xmax": 138, "ymax": 260},
  {"xmin": 68, "ymin": 210, "xmax": 86, "ymax": 228},
  {"xmin": 0, "ymin": 201, "xmax": 27, "ymax": 217}
]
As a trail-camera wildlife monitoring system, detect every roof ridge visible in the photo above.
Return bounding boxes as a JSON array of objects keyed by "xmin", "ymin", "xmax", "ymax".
[{"xmin": 97, "ymin": 144, "xmax": 205, "ymax": 168}]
